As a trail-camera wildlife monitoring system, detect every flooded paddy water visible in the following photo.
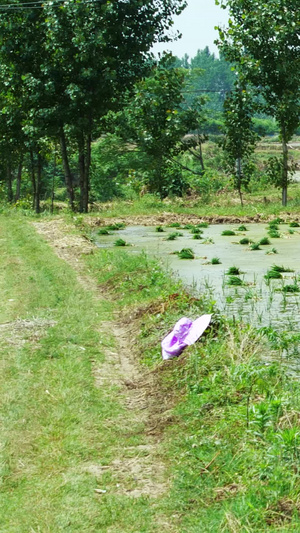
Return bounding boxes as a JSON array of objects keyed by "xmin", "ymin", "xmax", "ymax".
[{"xmin": 95, "ymin": 222, "xmax": 300, "ymax": 349}]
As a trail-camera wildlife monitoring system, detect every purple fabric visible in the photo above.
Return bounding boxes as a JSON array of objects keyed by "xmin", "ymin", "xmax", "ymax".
[{"xmin": 161, "ymin": 315, "xmax": 212, "ymax": 360}]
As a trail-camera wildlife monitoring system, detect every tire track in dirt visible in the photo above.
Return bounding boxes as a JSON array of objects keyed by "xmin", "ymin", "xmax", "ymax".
[{"xmin": 32, "ymin": 218, "xmax": 171, "ymax": 504}]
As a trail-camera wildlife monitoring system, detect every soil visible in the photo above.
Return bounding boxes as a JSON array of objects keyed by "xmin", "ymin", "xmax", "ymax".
[
  {"xmin": 85, "ymin": 212, "xmax": 298, "ymax": 228},
  {"xmin": 32, "ymin": 218, "xmax": 175, "ymax": 501}
]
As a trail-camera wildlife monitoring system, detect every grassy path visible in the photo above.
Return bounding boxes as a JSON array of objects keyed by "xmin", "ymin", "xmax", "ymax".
[{"xmin": 0, "ymin": 214, "xmax": 170, "ymax": 532}]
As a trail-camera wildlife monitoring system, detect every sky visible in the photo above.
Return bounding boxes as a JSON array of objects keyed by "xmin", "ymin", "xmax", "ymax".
[{"xmin": 152, "ymin": 0, "xmax": 229, "ymax": 59}]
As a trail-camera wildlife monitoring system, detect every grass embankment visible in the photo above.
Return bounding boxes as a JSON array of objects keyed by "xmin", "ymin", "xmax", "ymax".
[
  {"xmin": 0, "ymin": 214, "xmax": 159, "ymax": 532},
  {"xmin": 84, "ymin": 183, "xmax": 300, "ymax": 222},
  {"xmin": 2, "ymin": 212, "xmax": 300, "ymax": 531},
  {"xmin": 87, "ymin": 245, "xmax": 300, "ymax": 531}
]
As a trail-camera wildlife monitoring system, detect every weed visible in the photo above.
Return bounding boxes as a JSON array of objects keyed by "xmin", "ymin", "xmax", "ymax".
[
  {"xmin": 239, "ymin": 238, "xmax": 251, "ymax": 245},
  {"xmin": 259, "ymin": 237, "xmax": 271, "ymax": 245},
  {"xmin": 222, "ymin": 230, "xmax": 236, "ymax": 236},
  {"xmin": 114, "ymin": 238, "xmax": 128, "ymax": 246},
  {"xmin": 211, "ymin": 257, "xmax": 221, "ymax": 264}
]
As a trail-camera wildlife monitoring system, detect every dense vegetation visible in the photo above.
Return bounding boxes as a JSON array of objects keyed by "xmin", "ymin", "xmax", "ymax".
[{"xmin": 0, "ymin": 0, "xmax": 298, "ymax": 210}]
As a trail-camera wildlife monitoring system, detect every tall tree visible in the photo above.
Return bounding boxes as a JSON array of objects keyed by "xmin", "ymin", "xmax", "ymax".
[
  {"xmin": 111, "ymin": 57, "xmax": 205, "ymax": 198},
  {"xmin": 216, "ymin": 0, "xmax": 300, "ymax": 205},
  {"xmin": 222, "ymin": 83, "xmax": 258, "ymax": 205},
  {"xmin": 0, "ymin": 0, "xmax": 187, "ymax": 211}
]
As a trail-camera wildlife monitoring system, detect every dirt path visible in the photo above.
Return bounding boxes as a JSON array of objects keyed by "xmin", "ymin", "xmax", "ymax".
[{"xmin": 32, "ymin": 219, "xmax": 172, "ymax": 507}]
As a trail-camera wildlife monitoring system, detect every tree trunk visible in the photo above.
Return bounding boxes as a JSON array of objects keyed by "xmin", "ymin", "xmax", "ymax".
[
  {"xmin": 51, "ymin": 148, "xmax": 56, "ymax": 214},
  {"xmin": 78, "ymin": 132, "xmax": 91, "ymax": 213},
  {"xmin": 282, "ymin": 136, "xmax": 288, "ymax": 207},
  {"xmin": 60, "ymin": 127, "xmax": 75, "ymax": 210},
  {"xmin": 15, "ymin": 158, "xmax": 23, "ymax": 202},
  {"xmin": 6, "ymin": 161, "xmax": 13, "ymax": 203},
  {"xmin": 237, "ymin": 157, "xmax": 243, "ymax": 207},
  {"xmin": 30, "ymin": 149, "xmax": 36, "ymax": 210},
  {"xmin": 36, "ymin": 151, "xmax": 42, "ymax": 214}
]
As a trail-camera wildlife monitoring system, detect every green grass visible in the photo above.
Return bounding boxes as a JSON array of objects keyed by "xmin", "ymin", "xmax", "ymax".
[
  {"xmin": 211, "ymin": 257, "xmax": 221, "ymax": 264},
  {"xmin": 226, "ymin": 266, "xmax": 241, "ymax": 275},
  {"xmin": 0, "ymin": 214, "xmax": 158, "ymax": 532},
  {"xmin": 114, "ymin": 238, "xmax": 128, "ymax": 246},
  {"xmin": 222, "ymin": 230, "xmax": 236, "ymax": 236}
]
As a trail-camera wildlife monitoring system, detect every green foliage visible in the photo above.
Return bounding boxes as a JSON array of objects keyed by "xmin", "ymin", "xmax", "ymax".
[
  {"xmin": 268, "ymin": 229, "xmax": 280, "ymax": 238},
  {"xmin": 259, "ymin": 237, "xmax": 270, "ymax": 245},
  {"xmin": 272, "ymin": 265, "xmax": 294, "ymax": 273},
  {"xmin": 211, "ymin": 257, "xmax": 221, "ymax": 264},
  {"xmin": 226, "ymin": 275, "xmax": 243, "ymax": 286},
  {"xmin": 226, "ymin": 266, "xmax": 241, "ymax": 275},
  {"xmin": 237, "ymin": 225, "xmax": 247, "ymax": 231},
  {"xmin": 156, "ymin": 226, "xmax": 165, "ymax": 232},
  {"xmin": 282, "ymin": 284, "xmax": 300, "ymax": 293},
  {"xmin": 166, "ymin": 232, "xmax": 182, "ymax": 240},
  {"xmin": 114, "ymin": 238, "xmax": 128, "ymax": 247},
  {"xmin": 289, "ymin": 221, "xmax": 300, "ymax": 228},
  {"xmin": 217, "ymin": 0, "xmax": 300, "ymax": 205},
  {"xmin": 264, "ymin": 270, "xmax": 282, "ymax": 280},
  {"xmin": 177, "ymin": 248, "xmax": 195, "ymax": 259},
  {"xmin": 239, "ymin": 237, "xmax": 251, "ymax": 245},
  {"xmin": 250, "ymin": 242, "xmax": 261, "ymax": 250},
  {"xmin": 221, "ymin": 229, "xmax": 235, "ymax": 236}
]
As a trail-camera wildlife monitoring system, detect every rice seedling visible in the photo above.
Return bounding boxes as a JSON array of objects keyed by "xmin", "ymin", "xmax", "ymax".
[
  {"xmin": 250, "ymin": 242, "xmax": 261, "ymax": 250},
  {"xmin": 192, "ymin": 234, "xmax": 203, "ymax": 240},
  {"xmin": 282, "ymin": 284, "xmax": 300, "ymax": 293},
  {"xmin": 166, "ymin": 232, "xmax": 183, "ymax": 241},
  {"xmin": 288, "ymin": 229, "xmax": 295, "ymax": 234},
  {"xmin": 239, "ymin": 238, "xmax": 251, "ymax": 245},
  {"xmin": 183, "ymin": 224, "xmax": 195, "ymax": 230},
  {"xmin": 264, "ymin": 270, "xmax": 282, "ymax": 280},
  {"xmin": 268, "ymin": 229, "xmax": 280, "ymax": 238},
  {"xmin": 272, "ymin": 217, "xmax": 283, "ymax": 224},
  {"xmin": 191, "ymin": 227, "xmax": 203, "ymax": 234},
  {"xmin": 201, "ymin": 237, "xmax": 215, "ymax": 244},
  {"xmin": 268, "ymin": 223, "xmax": 279, "ymax": 230},
  {"xmin": 226, "ymin": 266, "xmax": 241, "ymax": 275},
  {"xmin": 271, "ymin": 265, "xmax": 294, "ymax": 273},
  {"xmin": 98, "ymin": 228, "xmax": 111, "ymax": 235},
  {"xmin": 259, "ymin": 237, "xmax": 270, "ymax": 245},
  {"xmin": 211, "ymin": 257, "xmax": 221, "ymax": 265},
  {"xmin": 222, "ymin": 230, "xmax": 236, "ymax": 236},
  {"xmin": 156, "ymin": 225, "xmax": 165, "ymax": 232},
  {"xmin": 226, "ymin": 275, "xmax": 244, "ymax": 286},
  {"xmin": 177, "ymin": 248, "xmax": 195, "ymax": 259},
  {"xmin": 196, "ymin": 222, "xmax": 209, "ymax": 228},
  {"xmin": 106, "ymin": 222, "xmax": 126, "ymax": 230},
  {"xmin": 114, "ymin": 238, "xmax": 128, "ymax": 247},
  {"xmin": 237, "ymin": 225, "xmax": 248, "ymax": 231},
  {"xmin": 289, "ymin": 221, "xmax": 300, "ymax": 227},
  {"xmin": 168, "ymin": 222, "xmax": 182, "ymax": 228},
  {"xmin": 265, "ymin": 247, "xmax": 278, "ymax": 255}
]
